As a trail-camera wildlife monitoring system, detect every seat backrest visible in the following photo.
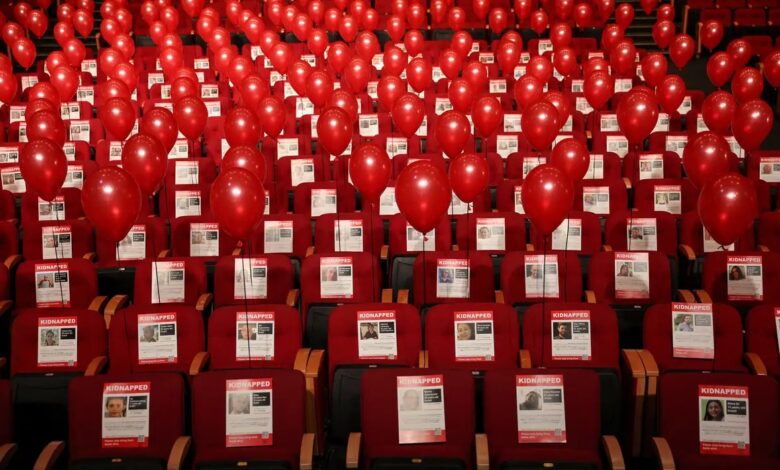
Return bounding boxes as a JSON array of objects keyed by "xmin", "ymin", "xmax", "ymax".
[
  {"xmin": 163, "ymin": 183, "xmax": 212, "ymax": 220},
  {"xmin": 633, "ymin": 178, "xmax": 698, "ymax": 215},
  {"xmin": 170, "ymin": 216, "xmax": 239, "ymax": 260},
  {"xmin": 745, "ymin": 304, "xmax": 780, "ymax": 377},
  {"xmin": 20, "ymin": 188, "xmax": 84, "ymax": 228},
  {"xmin": 587, "ymin": 251, "xmax": 672, "ymax": 305},
  {"xmin": 213, "ymin": 255, "xmax": 294, "ymax": 307},
  {"xmin": 300, "ymin": 252, "xmax": 382, "ymax": 312},
  {"xmin": 702, "ymin": 251, "xmax": 780, "ymax": 305},
  {"xmin": 191, "ymin": 369, "xmax": 306, "ymax": 466},
  {"xmin": 0, "ymin": 220, "xmax": 18, "ymax": 262},
  {"xmin": 425, "ymin": 302, "xmax": 520, "ymax": 370},
  {"xmin": 757, "ymin": 212, "xmax": 780, "ymax": 251},
  {"xmin": 0, "ymin": 189, "xmax": 16, "ymax": 220},
  {"xmin": 573, "ymin": 179, "xmax": 629, "ymax": 216},
  {"xmin": 22, "ymin": 219, "xmax": 95, "ymax": 261},
  {"xmin": 454, "ymin": 212, "xmax": 527, "ymax": 254},
  {"xmin": 412, "ymin": 251, "xmax": 496, "ymax": 307},
  {"xmin": 293, "ymin": 182, "xmax": 357, "ymax": 219},
  {"xmin": 679, "ymin": 211, "xmax": 755, "ymax": 256},
  {"xmin": 500, "ymin": 251, "xmax": 583, "ymax": 304},
  {"xmin": 250, "ymin": 213, "xmax": 312, "ymax": 260},
  {"xmin": 0, "ymin": 380, "xmax": 10, "ymax": 445},
  {"xmin": 388, "ymin": 214, "xmax": 452, "ymax": 257},
  {"xmin": 68, "ymin": 373, "xmax": 185, "ymax": 463},
  {"xmin": 207, "ymin": 305, "xmax": 302, "ymax": 371},
  {"xmin": 314, "ymin": 211, "xmax": 384, "ymax": 255},
  {"xmin": 96, "ymin": 217, "xmax": 169, "ymax": 267},
  {"xmin": 133, "ymin": 257, "xmax": 208, "ymax": 306},
  {"xmin": 15, "ymin": 258, "xmax": 98, "ymax": 309},
  {"xmin": 529, "ymin": 211, "xmax": 603, "ymax": 255},
  {"xmin": 604, "ymin": 211, "xmax": 678, "ymax": 258}
]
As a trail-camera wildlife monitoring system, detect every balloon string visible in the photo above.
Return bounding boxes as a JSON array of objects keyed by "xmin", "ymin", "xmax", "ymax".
[
  {"xmin": 369, "ymin": 205, "xmax": 377, "ymax": 303},
  {"xmin": 240, "ymin": 252, "xmax": 254, "ymax": 366},
  {"xmin": 563, "ymin": 213, "xmax": 570, "ymax": 299},
  {"xmin": 421, "ymin": 241, "xmax": 427, "ymax": 308},
  {"xmin": 52, "ymin": 198, "xmax": 66, "ymax": 310},
  {"xmin": 541, "ymin": 233, "xmax": 549, "ymax": 368}
]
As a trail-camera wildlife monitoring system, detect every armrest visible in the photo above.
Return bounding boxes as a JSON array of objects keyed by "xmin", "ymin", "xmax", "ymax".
[
  {"xmin": 418, "ymin": 350, "xmax": 428, "ymax": 368},
  {"xmin": 286, "ymin": 289, "xmax": 300, "ymax": 308},
  {"xmin": 195, "ymin": 293, "xmax": 213, "ymax": 313},
  {"xmin": 637, "ymin": 349, "xmax": 659, "ymax": 378},
  {"xmin": 451, "ymin": 244, "xmax": 460, "ymax": 251},
  {"xmin": 758, "ymin": 244, "xmax": 769, "ymax": 252},
  {"xmin": 3, "ymin": 254, "xmax": 21, "ymax": 271},
  {"xmin": 585, "ymin": 290, "xmax": 596, "ymax": 303},
  {"xmin": 475, "ymin": 433, "xmax": 489, "ymax": 470},
  {"xmin": 84, "ymin": 356, "xmax": 107, "ymax": 376},
  {"xmin": 293, "ymin": 348, "xmax": 312, "ymax": 374},
  {"xmin": 518, "ymin": 349, "xmax": 532, "ymax": 368},
  {"xmin": 696, "ymin": 22, "xmax": 702, "ymax": 56},
  {"xmin": 621, "ymin": 349, "xmax": 647, "ymax": 457},
  {"xmin": 381, "ymin": 288, "xmax": 393, "ymax": 303},
  {"xmin": 231, "ymin": 246, "xmax": 243, "ymax": 256},
  {"xmin": 300, "ymin": 433, "xmax": 315, "ymax": 470},
  {"xmin": 525, "ymin": 243, "xmax": 534, "ymax": 251},
  {"xmin": 622, "ymin": 177, "xmax": 632, "ymax": 190},
  {"xmin": 678, "ymin": 244, "xmax": 696, "ymax": 261},
  {"xmin": 305, "ymin": 246, "xmax": 315, "ymax": 257},
  {"xmin": 158, "ymin": 249, "xmax": 171, "ymax": 258},
  {"xmin": 103, "ymin": 295, "xmax": 128, "ymax": 316},
  {"xmin": 744, "ymin": 352, "xmax": 767, "ymax": 376},
  {"xmin": 381, "ymin": 245, "xmax": 389, "ymax": 261},
  {"xmin": 346, "ymin": 433, "xmax": 361, "ymax": 469},
  {"xmin": 0, "ymin": 300, "xmax": 12, "ymax": 319},
  {"xmin": 0, "ymin": 443, "xmax": 17, "ymax": 469},
  {"xmin": 603, "ymin": 244, "xmax": 613, "ymax": 252},
  {"xmin": 651, "ymin": 437, "xmax": 676, "ymax": 470},
  {"xmin": 682, "ymin": 6, "xmax": 690, "ymax": 36},
  {"xmin": 166, "ymin": 436, "xmax": 192, "ymax": 470},
  {"xmin": 677, "ymin": 289, "xmax": 695, "ymax": 303},
  {"xmin": 694, "ymin": 290, "xmax": 712, "ymax": 304},
  {"xmin": 32, "ymin": 441, "xmax": 65, "ymax": 470},
  {"xmin": 82, "ymin": 252, "xmax": 97, "ymax": 262},
  {"xmin": 189, "ymin": 351, "xmax": 210, "ymax": 376},
  {"xmin": 602, "ymin": 435, "xmax": 626, "ymax": 470},
  {"xmin": 621, "ymin": 349, "xmax": 645, "ymax": 379},
  {"xmin": 88, "ymin": 296, "xmax": 109, "ymax": 313},
  {"xmin": 304, "ymin": 349, "xmax": 325, "ymax": 439},
  {"xmin": 397, "ymin": 289, "xmax": 409, "ymax": 304},
  {"xmin": 586, "ymin": 130, "xmax": 593, "ymax": 139},
  {"xmin": 495, "ymin": 290, "xmax": 504, "ymax": 304}
]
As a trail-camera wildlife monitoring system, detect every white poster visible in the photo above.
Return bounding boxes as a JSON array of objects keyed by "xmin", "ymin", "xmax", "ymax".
[
  {"xmin": 386, "ymin": 137, "xmax": 408, "ymax": 158},
  {"xmin": 277, "ymin": 138, "xmax": 300, "ymax": 158},
  {"xmin": 35, "ymin": 263, "xmax": 70, "ymax": 308},
  {"xmin": 496, "ymin": 135, "xmax": 519, "ymax": 158},
  {"xmin": 397, "ymin": 375, "xmax": 446, "ymax": 444},
  {"xmin": 311, "ymin": 189, "xmax": 337, "ymax": 217},
  {"xmin": 38, "ymin": 197, "xmax": 65, "ymax": 221},
  {"xmin": 600, "ymin": 114, "xmax": 619, "ymax": 132},
  {"xmin": 550, "ymin": 311, "xmax": 591, "ymax": 360},
  {"xmin": 703, "ymin": 227, "xmax": 735, "ymax": 253},
  {"xmin": 476, "ymin": 218, "xmax": 506, "ymax": 251},
  {"xmin": 522, "ymin": 156, "xmax": 545, "ymax": 179},
  {"xmin": 654, "ymin": 185, "xmax": 682, "ymax": 214},
  {"xmin": 524, "ymin": 254, "xmax": 560, "ymax": 299},
  {"xmin": 151, "ymin": 261, "xmax": 185, "ymax": 304},
  {"xmin": 235, "ymin": 311, "xmax": 275, "ymax": 361},
  {"xmin": 626, "ymin": 218, "xmax": 658, "ymax": 251},
  {"xmin": 102, "ymin": 382, "xmax": 150, "ymax": 448},
  {"xmin": 190, "ymin": 223, "xmax": 219, "ymax": 257},
  {"xmin": 225, "ymin": 378, "xmax": 273, "ymax": 447},
  {"xmin": 290, "ymin": 158, "xmax": 315, "ymax": 186},
  {"xmin": 1, "ymin": 166, "xmax": 25, "ymax": 193},
  {"xmin": 775, "ymin": 308, "xmax": 780, "ymax": 354},
  {"xmin": 639, "ymin": 153, "xmax": 664, "ymax": 180},
  {"xmin": 448, "ymin": 192, "xmax": 471, "ymax": 215},
  {"xmin": 137, "ymin": 312, "xmax": 178, "ymax": 364},
  {"xmin": 516, "ymin": 375, "xmax": 567, "ymax": 443},
  {"xmin": 175, "ymin": 190, "xmax": 202, "ymax": 218},
  {"xmin": 503, "ymin": 114, "xmax": 522, "ymax": 133},
  {"xmin": 169, "ymin": 140, "xmax": 190, "ymax": 159},
  {"xmin": 672, "ymin": 303, "xmax": 715, "ymax": 359},
  {"xmin": 174, "ymin": 161, "xmax": 199, "ymax": 185},
  {"xmin": 606, "ymin": 135, "xmax": 629, "ymax": 158},
  {"xmin": 583, "ymin": 154, "xmax": 604, "ymax": 180},
  {"xmin": 551, "ymin": 219, "xmax": 582, "ymax": 251},
  {"xmin": 725, "ymin": 136, "xmax": 744, "ymax": 159},
  {"xmin": 359, "ymin": 114, "xmax": 379, "ymax": 137},
  {"xmin": 614, "ymin": 252, "xmax": 650, "ymax": 299},
  {"xmin": 513, "ymin": 185, "xmax": 525, "ymax": 214},
  {"xmin": 436, "ymin": 259, "xmax": 469, "ymax": 299},
  {"xmin": 489, "ymin": 79, "xmax": 507, "ymax": 94},
  {"xmin": 0, "ymin": 145, "xmax": 19, "ymax": 163},
  {"xmin": 37, "ymin": 316, "xmax": 78, "ymax": 367},
  {"xmin": 263, "ymin": 221, "xmax": 293, "ymax": 254},
  {"xmin": 234, "ymin": 258, "xmax": 268, "ymax": 300},
  {"xmin": 320, "ymin": 257, "xmax": 354, "ymax": 299},
  {"xmin": 726, "ymin": 255, "xmax": 763, "ymax": 301},
  {"xmin": 63, "ymin": 165, "xmax": 84, "ymax": 189},
  {"xmin": 454, "ymin": 311, "xmax": 494, "ymax": 361},
  {"xmin": 335, "ymin": 219, "xmax": 364, "ymax": 252},
  {"xmin": 69, "ymin": 120, "xmax": 90, "ymax": 142},
  {"xmin": 357, "ymin": 311, "xmax": 398, "ymax": 359},
  {"xmin": 406, "ymin": 225, "xmax": 435, "ymax": 252},
  {"xmin": 116, "ymin": 225, "xmax": 147, "ymax": 261},
  {"xmin": 379, "ymin": 187, "xmax": 400, "ymax": 216},
  {"xmin": 665, "ymin": 135, "xmax": 687, "ymax": 159},
  {"xmin": 758, "ymin": 157, "xmax": 780, "ymax": 183},
  {"xmin": 109, "ymin": 141, "xmax": 123, "ymax": 161},
  {"xmin": 582, "ymin": 186, "xmax": 610, "ymax": 214},
  {"xmin": 698, "ymin": 385, "xmax": 750, "ymax": 456},
  {"xmin": 42, "ymin": 225, "xmax": 72, "ymax": 260}
]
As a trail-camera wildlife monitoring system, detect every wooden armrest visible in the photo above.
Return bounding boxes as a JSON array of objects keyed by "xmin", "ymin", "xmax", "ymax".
[
  {"xmin": 158, "ymin": 249, "xmax": 171, "ymax": 258},
  {"xmin": 621, "ymin": 349, "xmax": 647, "ymax": 457},
  {"xmin": 696, "ymin": 22, "xmax": 702, "ymax": 55},
  {"xmin": 677, "ymin": 289, "xmax": 695, "ymax": 303},
  {"xmin": 652, "ymin": 437, "xmax": 676, "ymax": 470},
  {"xmin": 418, "ymin": 350, "xmax": 428, "ymax": 368},
  {"xmin": 585, "ymin": 290, "xmax": 596, "ymax": 303},
  {"xmin": 602, "ymin": 435, "xmax": 626, "ymax": 470},
  {"xmin": 636, "ymin": 349, "xmax": 659, "ymax": 378},
  {"xmin": 518, "ymin": 349, "xmax": 532, "ymax": 368},
  {"xmin": 103, "ymin": 295, "xmax": 128, "ymax": 316},
  {"xmin": 305, "ymin": 246, "xmax": 315, "ymax": 257},
  {"xmin": 586, "ymin": 130, "xmax": 593, "ymax": 139},
  {"xmin": 293, "ymin": 348, "xmax": 312, "ymax": 374},
  {"xmin": 475, "ymin": 433, "xmax": 489, "ymax": 470},
  {"xmin": 397, "ymin": 289, "xmax": 409, "ymax": 304},
  {"xmin": 302, "ymin": 350, "xmax": 324, "ymax": 438},
  {"xmin": 84, "ymin": 356, "xmax": 107, "ymax": 376},
  {"xmin": 346, "ymin": 433, "xmax": 361, "ymax": 469},
  {"xmin": 166, "ymin": 436, "xmax": 191, "ymax": 470},
  {"xmin": 286, "ymin": 289, "xmax": 300, "ymax": 308},
  {"xmin": 189, "ymin": 351, "xmax": 210, "ymax": 376},
  {"xmin": 88, "ymin": 296, "xmax": 109, "ymax": 313},
  {"xmin": 32, "ymin": 441, "xmax": 65, "ymax": 470},
  {"xmin": 0, "ymin": 443, "xmax": 17, "ymax": 469},
  {"xmin": 621, "ymin": 349, "xmax": 646, "ymax": 379},
  {"xmin": 757, "ymin": 244, "xmax": 769, "ymax": 252},
  {"xmin": 525, "ymin": 243, "xmax": 534, "ymax": 251},
  {"xmin": 694, "ymin": 290, "xmax": 712, "ymax": 304},
  {"xmin": 300, "ymin": 433, "xmax": 315, "ymax": 470},
  {"xmin": 495, "ymin": 290, "xmax": 504, "ymax": 304},
  {"xmin": 82, "ymin": 252, "xmax": 97, "ymax": 262},
  {"xmin": 451, "ymin": 244, "xmax": 460, "ymax": 251},
  {"xmin": 683, "ymin": 6, "xmax": 690, "ymax": 35},
  {"xmin": 3, "ymin": 254, "xmax": 21, "ymax": 271},
  {"xmin": 678, "ymin": 244, "xmax": 696, "ymax": 261},
  {"xmin": 231, "ymin": 246, "xmax": 243, "ymax": 256},
  {"xmin": 0, "ymin": 300, "xmax": 12, "ymax": 319},
  {"xmin": 195, "ymin": 293, "xmax": 213, "ymax": 313},
  {"xmin": 603, "ymin": 244, "xmax": 613, "ymax": 252},
  {"xmin": 744, "ymin": 352, "xmax": 767, "ymax": 376},
  {"xmin": 380, "ymin": 245, "xmax": 389, "ymax": 261},
  {"xmin": 381, "ymin": 288, "xmax": 393, "ymax": 303},
  {"xmin": 305, "ymin": 349, "xmax": 324, "ymax": 379},
  {"xmin": 622, "ymin": 177, "xmax": 632, "ymax": 190}
]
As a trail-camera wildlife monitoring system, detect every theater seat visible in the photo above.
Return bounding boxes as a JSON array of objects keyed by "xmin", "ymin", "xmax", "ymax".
[{"xmin": 745, "ymin": 304, "xmax": 780, "ymax": 377}]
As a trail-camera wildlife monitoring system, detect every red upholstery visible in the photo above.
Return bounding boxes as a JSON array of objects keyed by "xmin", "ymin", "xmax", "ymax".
[
  {"xmin": 15, "ymin": 259, "xmax": 98, "ymax": 310},
  {"xmin": 757, "ymin": 212, "xmax": 780, "ymax": 251},
  {"xmin": 22, "ymin": 220, "xmax": 95, "ymax": 261},
  {"xmin": 95, "ymin": 217, "xmax": 169, "ymax": 267},
  {"xmin": 0, "ymin": 189, "xmax": 16, "ymax": 220},
  {"xmin": 132, "ymin": 258, "xmax": 208, "ymax": 307},
  {"xmin": 679, "ymin": 211, "xmax": 756, "ymax": 256},
  {"xmin": 587, "ymin": 251, "xmax": 672, "ymax": 305},
  {"xmin": 213, "ymin": 255, "xmax": 294, "ymax": 307},
  {"xmin": 500, "ymin": 251, "xmax": 583, "ymax": 304},
  {"xmin": 67, "ymin": 373, "xmax": 185, "ymax": 464},
  {"xmin": 454, "ymin": 212, "xmax": 527, "ymax": 254},
  {"xmin": 0, "ymin": 380, "xmax": 11, "ymax": 445},
  {"xmin": 573, "ymin": 179, "xmax": 629, "ymax": 215},
  {"xmin": 633, "ymin": 178, "xmax": 698, "ymax": 215},
  {"xmin": 700, "ymin": 8, "xmax": 733, "ymax": 24},
  {"xmin": 20, "ymin": 188, "xmax": 84, "ymax": 228},
  {"xmin": 529, "ymin": 211, "xmax": 603, "ymax": 255},
  {"xmin": 734, "ymin": 8, "xmax": 767, "ymax": 26},
  {"xmin": 388, "ymin": 214, "xmax": 452, "ymax": 257},
  {"xmin": 745, "ymin": 304, "xmax": 780, "ymax": 377},
  {"xmin": 622, "ymin": 151, "xmax": 683, "ymax": 183},
  {"xmin": 604, "ymin": 211, "xmax": 679, "ymax": 258},
  {"xmin": 170, "ymin": 216, "xmax": 240, "ymax": 260},
  {"xmin": 250, "ymin": 213, "xmax": 313, "ymax": 260},
  {"xmin": 292, "ymin": 182, "xmax": 357, "ymax": 219},
  {"xmin": 412, "ymin": 251, "xmax": 496, "ymax": 307},
  {"xmin": 0, "ymin": 220, "xmax": 18, "ymax": 262},
  {"xmin": 191, "ymin": 369, "xmax": 306, "ymax": 466},
  {"xmin": 299, "ymin": 252, "xmax": 382, "ymax": 315},
  {"xmin": 360, "ymin": 369, "xmax": 475, "ymax": 468},
  {"xmin": 314, "ymin": 212, "xmax": 384, "ymax": 255},
  {"xmin": 702, "ymin": 251, "xmax": 780, "ymax": 305},
  {"xmin": 658, "ymin": 373, "xmax": 779, "ymax": 470}
]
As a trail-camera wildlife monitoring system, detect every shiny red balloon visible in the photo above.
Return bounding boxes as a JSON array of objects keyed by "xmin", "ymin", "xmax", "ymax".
[
  {"xmin": 521, "ymin": 101, "xmax": 559, "ymax": 150},
  {"xmin": 396, "ymin": 161, "xmax": 452, "ymax": 234},
  {"xmin": 258, "ymin": 96, "xmax": 286, "ymax": 138},
  {"xmin": 49, "ymin": 65, "xmax": 78, "ymax": 101},
  {"xmin": 682, "ymin": 132, "xmax": 731, "ymax": 189},
  {"xmin": 449, "ymin": 153, "xmax": 489, "ymax": 204},
  {"xmin": 669, "ymin": 34, "xmax": 694, "ymax": 69},
  {"xmin": 140, "ymin": 107, "xmax": 178, "ymax": 153},
  {"xmin": 527, "ymin": 55, "xmax": 553, "ymax": 83},
  {"xmin": 392, "ymin": 93, "xmax": 425, "ymax": 138},
  {"xmin": 545, "ymin": 92, "xmax": 573, "ymax": 130},
  {"xmin": 706, "ymin": 52, "xmax": 735, "ymax": 88},
  {"xmin": 377, "ymin": 75, "xmax": 405, "ymax": 111},
  {"xmin": 349, "ymin": 143, "xmax": 392, "ymax": 205},
  {"xmin": 0, "ymin": 70, "xmax": 17, "ymax": 104},
  {"xmin": 121, "ymin": 134, "xmax": 167, "ymax": 197},
  {"xmin": 20, "ymin": 138, "xmax": 67, "ymax": 202},
  {"xmin": 26, "ymin": 110, "xmax": 66, "ymax": 146},
  {"xmin": 702, "ymin": 91, "xmax": 737, "ymax": 136},
  {"xmin": 305, "ymin": 70, "xmax": 334, "ymax": 109},
  {"xmin": 610, "ymin": 39, "xmax": 636, "ymax": 76},
  {"xmin": 472, "ymin": 96, "xmax": 503, "ymax": 138},
  {"xmin": 210, "ymin": 168, "xmax": 265, "ymax": 240},
  {"xmin": 240, "ymin": 74, "xmax": 270, "ymax": 111},
  {"xmin": 700, "ymin": 21, "xmax": 723, "ymax": 51},
  {"xmin": 329, "ymin": 89, "xmax": 359, "ymax": 122},
  {"xmin": 521, "ymin": 164, "xmax": 574, "ymax": 235},
  {"xmin": 11, "ymin": 38, "xmax": 36, "ymax": 69},
  {"xmin": 98, "ymin": 97, "xmax": 136, "ymax": 141},
  {"xmin": 652, "ymin": 20, "xmax": 675, "ymax": 50},
  {"xmin": 223, "ymin": 146, "xmax": 267, "ymax": 183},
  {"xmin": 514, "ymin": 75, "xmax": 544, "ymax": 112},
  {"xmin": 731, "ymin": 67, "xmax": 763, "ymax": 103},
  {"xmin": 617, "ymin": 90, "xmax": 659, "ymax": 146},
  {"xmin": 657, "ymin": 74, "xmax": 686, "ymax": 114},
  {"xmin": 698, "ymin": 174, "xmax": 757, "ymax": 246},
  {"xmin": 584, "ymin": 70, "xmax": 614, "ymax": 110},
  {"xmin": 641, "ymin": 52, "xmax": 668, "ymax": 88},
  {"xmin": 344, "ymin": 57, "xmax": 371, "ymax": 93},
  {"xmin": 732, "ymin": 100, "xmax": 774, "ymax": 152},
  {"xmin": 406, "ymin": 57, "xmax": 431, "ymax": 93},
  {"xmin": 436, "ymin": 111, "xmax": 471, "ymax": 158},
  {"xmin": 316, "ymin": 107, "xmax": 352, "ymax": 155},
  {"xmin": 550, "ymin": 138, "xmax": 589, "ymax": 182},
  {"xmin": 225, "ymin": 107, "xmax": 261, "ymax": 147},
  {"xmin": 496, "ymin": 41, "xmax": 521, "ymax": 76},
  {"xmin": 173, "ymin": 96, "xmax": 208, "ymax": 141},
  {"xmin": 82, "ymin": 167, "xmax": 142, "ymax": 243},
  {"xmin": 383, "ymin": 46, "xmax": 408, "ymax": 77},
  {"xmin": 447, "ymin": 78, "xmax": 473, "ymax": 114},
  {"xmin": 728, "ymin": 39, "xmax": 752, "ymax": 69},
  {"xmin": 763, "ymin": 50, "xmax": 780, "ymax": 88}
]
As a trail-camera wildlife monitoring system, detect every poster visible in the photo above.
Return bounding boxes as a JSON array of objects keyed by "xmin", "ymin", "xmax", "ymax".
[
  {"xmin": 654, "ymin": 185, "xmax": 682, "ymax": 214},
  {"xmin": 614, "ymin": 252, "xmax": 650, "ymax": 299},
  {"xmin": 38, "ymin": 196, "xmax": 65, "ymax": 221},
  {"xmin": 514, "ymin": 185, "xmax": 525, "ymax": 214},
  {"xmin": 263, "ymin": 220, "xmax": 293, "ymax": 254},
  {"xmin": 726, "ymin": 255, "xmax": 763, "ymax": 301},
  {"xmin": 234, "ymin": 258, "xmax": 268, "ymax": 300},
  {"xmin": 436, "ymin": 259, "xmax": 469, "ymax": 299},
  {"xmin": 190, "ymin": 223, "xmax": 219, "ymax": 257},
  {"xmin": 35, "ymin": 263, "xmax": 70, "ymax": 308},
  {"xmin": 311, "ymin": 188, "xmax": 337, "ymax": 217},
  {"xmin": 626, "ymin": 218, "xmax": 658, "ymax": 251},
  {"xmin": 699, "ymin": 385, "xmax": 750, "ymax": 456},
  {"xmin": 225, "ymin": 378, "xmax": 273, "ymax": 447},
  {"xmin": 116, "ymin": 225, "xmax": 147, "ymax": 261},
  {"xmin": 406, "ymin": 225, "xmax": 436, "ymax": 252},
  {"xmin": 453, "ymin": 311, "xmax": 494, "ymax": 361},
  {"xmin": 335, "ymin": 219, "xmax": 364, "ymax": 252},
  {"xmin": 42, "ymin": 225, "xmax": 72, "ymax": 260},
  {"xmin": 150, "ymin": 261, "xmax": 185, "ymax": 304},
  {"xmin": 582, "ymin": 186, "xmax": 610, "ymax": 214},
  {"xmin": 583, "ymin": 154, "xmax": 604, "ymax": 180},
  {"xmin": 524, "ymin": 254, "xmax": 560, "ymax": 299},
  {"xmin": 290, "ymin": 158, "xmax": 315, "ymax": 186},
  {"xmin": 672, "ymin": 303, "xmax": 714, "ymax": 359},
  {"xmin": 551, "ymin": 219, "xmax": 582, "ymax": 251},
  {"xmin": 476, "ymin": 218, "xmax": 506, "ymax": 251},
  {"xmin": 550, "ymin": 311, "xmax": 591, "ymax": 360},
  {"xmin": 320, "ymin": 257, "xmax": 354, "ymax": 299},
  {"xmin": 137, "ymin": 312, "xmax": 178, "ymax": 364},
  {"xmin": 37, "ymin": 316, "xmax": 77, "ymax": 367},
  {"xmin": 397, "ymin": 375, "xmax": 447, "ymax": 444},
  {"xmin": 235, "ymin": 311, "xmax": 275, "ymax": 361},
  {"xmin": 758, "ymin": 157, "xmax": 780, "ymax": 183},
  {"xmin": 174, "ymin": 190, "xmax": 202, "ymax": 218},
  {"xmin": 357, "ymin": 311, "xmax": 398, "ymax": 359},
  {"xmin": 516, "ymin": 375, "xmax": 567, "ymax": 443},
  {"xmin": 639, "ymin": 153, "xmax": 664, "ymax": 180},
  {"xmin": 102, "ymin": 382, "xmax": 150, "ymax": 448}
]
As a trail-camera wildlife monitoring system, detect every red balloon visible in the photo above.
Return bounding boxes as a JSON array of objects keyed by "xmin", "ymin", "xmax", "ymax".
[
  {"xmin": 223, "ymin": 146, "xmax": 267, "ymax": 183},
  {"xmin": 29, "ymin": 82, "xmax": 60, "ymax": 107},
  {"xmin": 617, "ymin": 90, "xmax": 659, "ymax": 146},
  {"xmin": 327, "ymin": 42, "xmax": 352, "ymax": 74},
  {"xmin": 583, "ymin": 57, "xmax": 610, "ymax": 77},
  {"xmin": 121, "ymin": 134, "xmax": 167, "ymax": 197},
  {"xmin": 0, "ymin": 70, "xmax": 17, "ymax": 104},
  {"xmin": 308, "ymin": 28, "xmax": 329, "ymax": 56},
  {"xmin": 239, "ymin": 74, "xmax": 270, "ymax": 111},
  {"xmin": 610, "ymin": 39, "xmax": 636, "ymax": 76},
  {"xmin": 386, "ymin": 15, "xmax": 405, "ymax": 42},
  {"xmin": 554, "ymin": 0, "xmax": 575, "ymax": 20},
  {"xmin": 292, "ymin": 13, "xmax": 311, "ymax": 41},
  {"xmin": 11, "ymin": 38, "xmax": 36, "ymax": 69},
  {"xmin": 728, "ymin": 39, "xmax": 752, "ymax": 69},
  {"xmin": 159, "ymin": 47, "xmax": 183, "ymax": 78},
  {"xmin": 463, "ymin": 61, "xmax": 488, "ymax": 93},
  {"xmin": 763, "ymin": 50, "xmax": 780, "ymax": 88},
  {"xmin": 99, "ymin": 97, "xmax": 136, "ymax": 141},
  {"xmin": 574, "ymin": 3, "xmax": 593, "ymax": 29},
  {"xmin": 436, "ymin": 111, "xmax": 471, "ymax": 158},
  {"xmin": 698, "ymin": 174, "xmax": 758, "ymax": 246},
  {"xmin": 601, "ymin": 24, "xmax": 623, "ymax": 51},
  {"xmin": 54, "ymin": 21, "xmax": 74, "ymax": 47},
  {"xmin": 182, "ymin": 0, "xmax": 205, "ymax": 17},
  {"xmin": 110, "ymin": 62, "xmax": 137, "ymax": 92},
  {"xmin": 171, "ymin": 77, "xmax": 198, "ymax": 103},
  {"xmin": 173, "ymin": 97, "xmax": 208, "ymax": 141},
  {"xmin": 287, "ymin": 60, "xmax": 312, "ymax": 97},
  {"xmin": 530, "ymin": 9, "xmax": 549, "ymax": 35},
  {"xmin": 553, "ymin": 47, "xmax": 578, "ymax": 77},
  {"xmin": 210, "ymin": 168, "xmax": 265, "ymax": 240},
  {"xmin": 670, "ymin": 34, "xmax": 694, "ymax": 69},
  {"xmin": 472, "ymin": 96, "xmax": 503, "ymax": 138},
  {"xmin": 344, "ymin": 57, "xmax": 371, "ymax": 93},
  {"xmin": 550, "ymin": 22, "xmax": 572, "ymax": 49},
  {"xmin": 317, "ymin": 107, "xmax": 352, "ymax": 155},
  {"xmin": 257, "ymin": 96, "xmax": 286, "ymax": 138},
  {"xmin": 707, "ymin": 52, "xmax": 735, "ymax": 88},
  {"xmin": 225, "ymin": 107, "xmax": 260, "ymax": 147},
  {"xmin": 657, "ymin": 74, "xmax": 686, "ymax": 113},
  {"xmin": 349, "ymin": 143, "xmax": 392, "ymax": 205},
  {"xmin": 73, "ymin": 8, "xmax": 93, "ymax": 36},
  {"xmin": 528, "ymin": 55, "xmax": 553, "ymax": 83},
  {"xmin": 98, "ymin": 48, "xmax": 124, "ymax": 76},
  {"xmin": 268, "ymin": 43, "xmax": 291, "ymax": 74},
  {"xmin": 49, "ymin": 65, "xmax": 78, "ymax": 101},
  {"xmin": 26, "ymin": 110, "xmax": 66, "ymax": 146},
  {"xmin": 97, "ymin": 79, "xmax": 130, "ymax": 101},
  {"xmin": 641, "ymin": 52, "xmax": 668, "ymax": 88},
  {"xmin": 702, "ymin": 91, "xmax": 737, "ymax": 136},
  {"xmin": 514, "ymin": 75, "xmax": 544, "ymax": 112},
  {"xmin": 27, "ymin": 10, "xmax": 48, "ymax": 38},
  {"xmin": 404, "ymin": 30, "xmax": 424, "ymax": 57},
  {"xmin": 20, "ymin": 138, "xmax": 67, "ymax": 201},
  {"xmin": 521, "ymin": 164, "xmax": 574, "ymax": 235},
  {"xmin": 682, "ymin": 132, "xmax": 731, "ymax": 189},
  {"xmin": 522, "ymin": 101, "xmax": 559, "ymax": 151},
  {"xmin": 396, "ymin": 161, "xmax": 451, "ymax": 234},
  {"xmin": 377, "ymin": 75, "xmax": 405, "ymax": 111},
  {"xmin": 700, "ymin": 20, "xmax": 723, "ymax": 51},
  {"xmin": 516, "ymin": 0, "xmax": 533, "ymax": 21},
  {"xmin": 615, "ymin": 4, "xmax": 634, "ymax": 29},
  {"xmin": 392, "ymin": 93, "xmax": 425, "ymax": 138},
  {"xmin": 383, "ymin": 46, "xmax": 407, "ymax": 77},
  {"xmin": 731, "ymin": 67, "xmax": 763, "ymax": 103},
  {"xmin": 496, "ymin": 41, "xmax": 521, "ymax": 76},
  {"xmin": 473, "ymin": 0, "xmax": 490, "ymax": 19},
  {"xmin": 406, "ymin": 57, "xmax": 431, "ymax": 93},
  {"xmin": 584, "ymin": 70, "xmax": 614, "ymax": 110},
  {"xmin": 355, "ymin": 31, "xmax": 379, "ymax": 61},
  {"xmin": 140, "ymin": 107, "xmax": 178, "ymax": 153},
  {"xmin": 640, "ymin": 0, "xmax": 659, "ymax": 14},
  {"xmin": 305, "ymin": 70, "xmax": 334, "ymax": 108},
  {"xmin": 338, "ymin": 14, "xmax": 358, "ymax": 42},
  {"xmin": 450, "ymin": 30, "xmax": 473, "ymax": 58},
  {"xmin": 259, "ymin": 30, "xmax": 279, "ymax": 57},
  {"xmin": 329, "ymin": 89, "xmax": 358, "ymax": 122},
  {"xmin": 449, "ymin": 153, "xmax": 489, "ymax": 204},
  {"xmin": 652, "ymin": 20, "xmax": 675, "ymax": 50},
  {"xmin": 545, "ymin": 91, "xmax": 573, "ymax": 130},
  {"xmin": 550, "ymin": 138, "xmax": 589, "ymax": 182},
  {"xmin": 489, "ymin": 8, "xmax": 509, "ymax": 34},
  {"xmin": 448, "ymin": 7, "xmax": 466, "ymax": 31},
  {"xmin": 228, "ymin": 56, "xmax": 253, "ymax": 87},
  {"xmin": 657, "ymin": 4, "xmax": 674, "ymax": 21},
  {"xmin": 82, "ymin": 167, "xmax": 142, "ymax": 243},
  {"xmin": 732, "ymin": 100, "xmax": 774, "ymax": 152}
]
